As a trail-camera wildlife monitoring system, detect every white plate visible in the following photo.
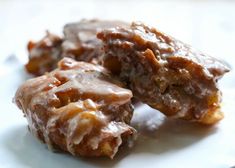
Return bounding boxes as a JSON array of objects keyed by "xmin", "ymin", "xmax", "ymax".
[{"xmin": 0, "ymin": 58, "xmax": 235, "ymax": 168}]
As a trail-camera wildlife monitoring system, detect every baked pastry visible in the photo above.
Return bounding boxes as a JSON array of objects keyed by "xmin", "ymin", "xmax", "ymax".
[
  {"xmin": 15, "ymin": 57, "xmax": 136, "ymax": 158},
  {"xmin": 25, "ymin": 31, "xmax": 62, "ymax": 76},
  {"xmin": 62, "ymin": 19, "xmax": 128, "ymax": 64},
  {"xmin": 25, "ymin": 19, "xmax": 128, "ymax": 76},
  {"xmin": 97, "ymin": 22, "xmax": 230, "ymax": 124}
]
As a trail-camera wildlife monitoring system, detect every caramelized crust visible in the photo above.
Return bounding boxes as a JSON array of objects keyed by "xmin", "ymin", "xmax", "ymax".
[
  {"xmin": 25, "ymin": 32, "xmax": 62, "ymax": 76},
  {"xmin": 25, "ymin": 20, "xmax": 128, "ymax": 76},
  {"xmin": 97, "ymin": 22, "xmax": 230, "ymax": 124},
  {"xmin": 62, "ymin": 19, "xmax": 128, "ymax": 64},
  {"xmin": 15, "ymin": 58, "xmax": 136, "ymax": 158}
]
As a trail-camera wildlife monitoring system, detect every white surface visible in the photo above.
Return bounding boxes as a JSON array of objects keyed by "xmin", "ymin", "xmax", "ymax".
[{"xmin": 0, "ymin": 0, "xmax": 235, "ymax": 168}]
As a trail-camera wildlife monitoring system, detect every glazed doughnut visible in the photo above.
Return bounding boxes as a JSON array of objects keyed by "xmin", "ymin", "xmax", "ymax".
[
  {"xmin": 62, "ymin": 19, "xmax": 128, "ymax": 64},
  {"xmin": 15, "ymin": 57, "xmax": 136, "ymax": 158},
  {"xmin": 25, "ymin": 32, "xmax": 62, "ymax": 76},
  {"xmin": 25, "ymin": 19, "xmax": 128, "ymax": 76},
  {"xmin": 97, "ymin": 22, "xmax": 230, "ymax": 124}
]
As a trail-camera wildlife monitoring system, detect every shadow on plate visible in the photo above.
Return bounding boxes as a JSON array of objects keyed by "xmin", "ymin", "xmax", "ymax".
[{"xmin": 130, "ymin": 104, "xmax": 218, "ymax": 154}]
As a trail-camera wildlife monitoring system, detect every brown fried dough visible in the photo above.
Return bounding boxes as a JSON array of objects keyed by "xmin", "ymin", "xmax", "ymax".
[
  {"xmin": 15, "ymin": 57, "xmax": 136, "ymax": 158},
  {"xmin": 25, "ymin": 20, "xmax": 128, "ymax": 76},
  {"xmin": 97, "ymin": 22, "xmax": 230, "ymax": 124}
]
